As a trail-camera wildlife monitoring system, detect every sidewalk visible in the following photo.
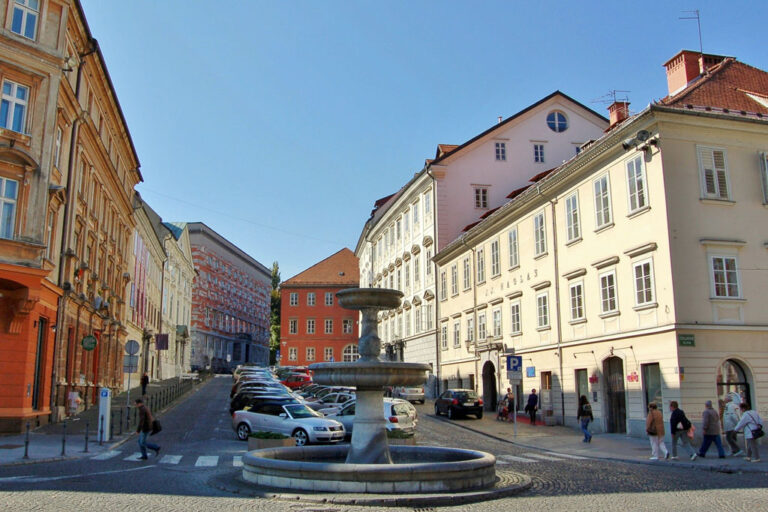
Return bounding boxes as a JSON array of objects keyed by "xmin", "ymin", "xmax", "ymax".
[
  {"xmin": 437, "ymin": 409, "xmax": 767, "ymax": 473},
  {"xmin": 0, "ymin": 375, "xmax": 209, "ymax": 467}
]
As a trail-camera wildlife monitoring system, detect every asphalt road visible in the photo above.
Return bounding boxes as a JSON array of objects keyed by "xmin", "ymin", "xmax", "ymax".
[{"xmin": 1, "ymin": 376, "xmax": 766, "ymax": 511}]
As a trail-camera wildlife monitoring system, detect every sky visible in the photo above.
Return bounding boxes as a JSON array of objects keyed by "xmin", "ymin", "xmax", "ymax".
[{"xmin": 79, "ymin": 1, "xmax": 768, "ymax": 280}]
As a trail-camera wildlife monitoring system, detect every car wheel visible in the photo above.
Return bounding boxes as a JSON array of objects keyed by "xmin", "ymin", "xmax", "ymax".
[
  {"xmin": 476, "ymin": 411, "xmax": 483, "ymax": 419},
  {"xmin": 434, "ymin": 404, "xmax": 441, "ymax": 416},
  {"xmin": 293, "ymin": 428, "xmax": 309, "ymax": 446},
  {"xmin": 236, "ymin": 422, "xmax": 250, "ymax": 441},
  {"xmin": 447, "ymin": 407, "xmax": 455, "ymax": 420}
]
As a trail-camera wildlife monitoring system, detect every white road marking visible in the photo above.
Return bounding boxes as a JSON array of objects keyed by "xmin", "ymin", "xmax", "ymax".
[
  {"xmin": 124, "ymin": 452, "xmax": 145, "ymax": 461},
  {"xmin": 91, "ymin": 450, "xmax": 121, "ymax": 460},
  {"xmin": 497, "ymin": 454, "xmax": 538, "ymax": 463},
  {"xmin": 545, "ymin": 452, "xmax": 588, "ymax": 460},
  {"xmin": 0, "ymin": 465, "xmax": 152, "ymax": 484},
  {"xmin": 195, "ymin": 455, "xmax": 218, "ymax": 467},
  {"xmin": 525, "ymin": 453, "xmax": 567, "ymax": 461},
  {"xmin": 159, "ymin": 455, "xmax": 182, "ymax": 464},
  {"xmin": 233, "ymin": 456, "xmax": 243, "ymax": 467}
]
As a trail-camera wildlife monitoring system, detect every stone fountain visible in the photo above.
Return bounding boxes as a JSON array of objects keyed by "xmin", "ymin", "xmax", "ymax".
[{"xmin": 242, "ymin": 288, "xmax": 497, "ymax": 493}]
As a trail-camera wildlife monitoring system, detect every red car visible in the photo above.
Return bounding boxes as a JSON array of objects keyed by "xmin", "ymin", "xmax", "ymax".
[{"xmin": 281, "ymin": 374, "xmax": 312, "ymax": 389}]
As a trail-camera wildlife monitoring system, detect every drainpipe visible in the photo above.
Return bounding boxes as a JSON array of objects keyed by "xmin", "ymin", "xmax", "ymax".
[
  {"xmin": 537, "ymin": 185, "xmax": 565, "ymax": 424},
  {"xmin": 425, "ymin": 166, "xmax": 440, "ymax": 396}
]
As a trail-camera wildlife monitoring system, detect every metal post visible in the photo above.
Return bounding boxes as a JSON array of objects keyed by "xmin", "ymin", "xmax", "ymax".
[
  {"xmin": 126, "ymin": 405, "xmax": 131, "ymax": 431},
  {"xmin": 99, "ymin": 415, "xmax": 104, "ymax": 446},
  {"xmin": 118, "ymin": 408, "xmax": 123, "ymax": 435},
  {"xmin": 61, "ymin": 421, "xmax": 67, "ymax": 456},
  {"xmin": 513, "ymin": 386, "xmax": 518, "ymax": 438},
  {"xmin": 109, "ymin": 411, "xmax": 114, "ymax": 441},
  {"xmin": 83, "ymin": 421, "xmax": 89, "ymax": 453},
  {"xmin": 22, "ymin": 422, "xmax": 30, "ymax": 459}
]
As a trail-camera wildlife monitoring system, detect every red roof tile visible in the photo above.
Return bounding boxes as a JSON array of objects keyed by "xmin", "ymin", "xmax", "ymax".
[
  {"xmin": 283, "ymin": 248, "xmax": 359, "ymax": 287},
  {"xmin": 436, "ymin": 144, "xmax": 459, "ymax": 158},
  {"xmin": 530, "ymin": 168, "xmax": 556, "ymax": 182},
  {"xmin": 480, "ymin": 207, "xmax": 500, "ymax": 219},
  {"xmin": 462, "ymin": 221, "xmax": 481, "ymax": 233},
  {"xmin": 506, "ymin": 184, "xmax": 532, "ymax": 199}
]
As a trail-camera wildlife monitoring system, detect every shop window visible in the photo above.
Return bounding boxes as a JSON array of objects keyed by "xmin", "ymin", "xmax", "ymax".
[
  {"xmin": 716, "ymin": 359, "xmax": 751, "ymax": 407},
  {"xmin": 642, "ymin": 363, "xmax": 662, "ymax": 410}
]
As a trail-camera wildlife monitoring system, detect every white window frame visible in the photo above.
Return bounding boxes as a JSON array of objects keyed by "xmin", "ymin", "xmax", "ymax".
[
  {"xmin": 490, "ymin": 239, "xmax": 500, "ymax": 277},
  {"xmin": 0, "ymin": 177, "xmax": 19, "ymax": 239},
  {"xmin": 424, "ymin": 190, "xmax": 432, "ymax": 217},
  {"xmin": 342, "ymin": 344, "xmax": 359, "ymax": 362},
  {"xmin": 594, "ymin": 174, "xmax": 613, "ymax": 229},
  {"xmin": 633, "ymin": 259, "xmax": 655, "ymax": 306},
  {"xmin": 412, "ymin": 200, "xmax": 419, "ymax": 225},
  {"xmin": 342, "ymin": 319, "xmax": 353, "ymax": 334},
  {"xmin": 439, "ymin": 270, "xmax": 447, "ymax": 301},
  {"xmin": 599, "ymin": 270, "xmax": 618, "ymax": 314},
  {"xmin": 307, "ymin": 292, "xmax": 316, "ymax": 306},
  {"xmin": 324, "ymin": 347, "xmax": 333, "ymax": 361},
  {"xmin": 474, "ymin": 187, "xmax": 488, "ymax": 209},
  {"xmin": 463, "ymin": 257, "xmax": 471, "ymax": 290},
  {"xmin": 440, "ymin": 324, "xmax": 448, "ymax": 349},
  {"xmin": 478, "ymin": 313, "xmax": 487, "ymax": 340},
  {"xmin": 54, "ymin": 126, "xmax": 62, "ymax": 168},
  {"xmin": 306, "ymin": 319, "xmax": 315, "ymax": 334},
  {"xmin": 534, "ymin": 143, "xmax": 544, "ymax": 163},
  {"xmin": 325, "ymin": 318, "xmax": 333, "ymax": 334},
  {"xmin": 626, "ymin": 154, "xmax": 648, "ymax": 213},
  {"xmin": 413, "ymin": 255, "xmax": 420, "ymax": 286},
  {"xmin": 565, "ymin": 192, "xmax": 581, "ymax": 242},
  {"xmin": 536, "ymin": 292, "xmax": 550, "ymax": 329},
  {"xmin": 289, "ymin": 292, "xmax": 298, "ymax": 306},
  {"xmin": 466, "ymin": 316, "xmax": 474, "ymax": 343},
  {"xmin": 495, "ymin": 142, "xmax": 506, "ymax": 161},
  {"xmin": 1, "ymin": 80, "xmax": 30, "ymax": 134},
  {"xmin": 10, "ymin": 0, "xmax": 39, "ymax": 40},
  {"xmin": 451, "ymin": 264, "xmax": 458, "ymax": 296},
  {"xmin": 476, "ymin": 248, "xmax": 486, "ymax": 284},
  {"xmin": 760, "ymin": 152, "xmax": 768, "ymax": 204},
  {"xmin": 569, "ymin": 281, "xmax": 585, "ymax": 321},
  {"xmin": 414, "ymin": 307, "xmax": 421, "ymax": 334},
  {"xmin": 306, "ymin": 347, "xmax": 315, "ymax": 362},
  {"xmin": 710, "ymin": 255, "xmax": 741, "ymax": 298},
  {"xmin": 698, "ymin": 146, "xmax": 730, "ymax": 200},
  {"xmin": 509, "ymin": 301, "xmax": 521, "ymax": 335},
  {"xmin": 492, "ymin": 308, "xmax": 502, "ymax": 338},
  {"xmin": 288, "ymin": 347, "xmax": 298, "ymax": 361},
  {"xmin": 288, "ymin": 319, "xmax": 298, "ymax": 335},
  {"xmin": 534, "ymin": 211, "xmax": 547, "ymax": 256},
  {"xmin": 325, "ymin": 292, "xmax": 333, "ymax": 306},
  {"xmin": 425, "ymin": 304, "xmax": 434, "ymax": 330},
  {"xmin": 508, "ymin": 227, "xmax": 519, "ymax": 268},
  {"xmin": 453, "ymin": 320, "xmax": 461, "ymax": 347}
]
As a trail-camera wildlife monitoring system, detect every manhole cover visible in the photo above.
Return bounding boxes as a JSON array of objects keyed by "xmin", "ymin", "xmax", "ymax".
[{"xmin": 0, "ymin": 444, "xmax": 24, "ymax": 450}]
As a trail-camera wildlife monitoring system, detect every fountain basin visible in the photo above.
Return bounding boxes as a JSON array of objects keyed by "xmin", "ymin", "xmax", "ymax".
[
  {"xmin": 310, "ymin": 361, "xmax": 430, "ymax": 387},
  {"xmin": 242, "ymin": 445, "xmax": 497, "ymax": 493}
]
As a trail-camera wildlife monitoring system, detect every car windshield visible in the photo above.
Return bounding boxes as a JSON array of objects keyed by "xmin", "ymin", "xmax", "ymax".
[
  {"xmin": 455, "ymin": 391, "xmax": 478, "ymax": 401},
  {"xmin": 392, "ymin": 403, "xmax": 413, "ymax": 416},
  {"xmin": 284, "ymin": 404, "xmax": 320, "ymax": 419}
]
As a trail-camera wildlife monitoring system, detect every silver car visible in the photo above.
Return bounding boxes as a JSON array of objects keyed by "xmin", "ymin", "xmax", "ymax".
[
  {"xmin": 392, "ymin": 386, "xmax": 425, "ymax": 404},
  {"xmin": 232, "ymin": 401, "xmax": 345, "ymax": 446},
  {"xmin": 325, "ymin": 398, "xmax": 417, "ymax": 437}
]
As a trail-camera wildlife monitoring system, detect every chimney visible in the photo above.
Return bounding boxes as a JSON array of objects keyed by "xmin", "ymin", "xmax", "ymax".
[
  {"xmin": 608, "ymin": 101, "xmax": 630, "ymax": 128},
  {"xmin": 497, "ymin": 116, "xmax": 503, "ymax": 124},
  {"xmin": 664, "ymin": 50, "xmax": 702, "ymax": 96}
]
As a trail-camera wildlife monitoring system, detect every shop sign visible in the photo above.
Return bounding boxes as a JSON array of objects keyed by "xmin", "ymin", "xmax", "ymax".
[
  {"xmin": 81, "ymin": 335, "xmax": 97, "ymax": 351},
  {"xmin": 678, "ymin": 334, "xmax": 695, "ymax": 347},
  {"xmin": 526, "ymin": 366, "xmax": 536, "ymax": 378},
  {"xmin": 627, "ymin": 371, "xmax": 639, "ymax": 383}
]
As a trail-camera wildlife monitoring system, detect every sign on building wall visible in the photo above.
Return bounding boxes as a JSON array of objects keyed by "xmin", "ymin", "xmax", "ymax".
[
  {"xmin": 678, "ymin": 334, "xmax": 695, "ymax": 347},
  {"xmin": 81, "ymin": 335, "xmax": 97, "ymax": 351}
]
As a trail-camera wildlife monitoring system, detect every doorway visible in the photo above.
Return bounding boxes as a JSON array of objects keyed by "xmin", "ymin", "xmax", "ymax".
[
  {"xmin": 482, "ymin": 361, "xmax": 497, "ymax": 411},
  {"xmin": 603, "ymin": 356, "xmax": 626, "ymax": 433}
]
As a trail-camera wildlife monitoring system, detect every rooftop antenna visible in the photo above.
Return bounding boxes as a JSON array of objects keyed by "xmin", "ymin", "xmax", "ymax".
[
  {"xmin": 591, "ymin": 90, "xmax": 631, "ymax": 106},
  {"xmin": 680, "ymin": 9, "xmax": 704, "ymax": 57}
]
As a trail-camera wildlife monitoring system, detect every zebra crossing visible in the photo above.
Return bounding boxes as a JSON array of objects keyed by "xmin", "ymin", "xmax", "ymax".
[
  {"xmin": 495, "ymin": 451, "xmax": 588, "ymax": 465},
  {"xmin": 90, "ymin": 449, "xmax": 244, "ymax": 468}
]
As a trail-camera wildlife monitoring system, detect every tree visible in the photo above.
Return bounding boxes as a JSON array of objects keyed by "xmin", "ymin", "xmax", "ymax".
[{"xmin": 269, "ymin": 261, "xmax": 281, "ymax": 365}]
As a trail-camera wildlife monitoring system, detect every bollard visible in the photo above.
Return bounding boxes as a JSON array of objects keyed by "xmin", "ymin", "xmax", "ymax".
[
  {"xmin": 126, "ymin": 405, "xmax": 131, "ymax": 431},
  {"xmin": 99, "ymin": 415, "xmax": 104, "ymax": 446},
  {"xmin": 83, "ymin": 420, "xmax": 89, "ymax": 453},
  {"xmin": 23, "ymin": 421, "xmax": 30, "ymax": 459},
  {"xmin": 109, "ymin": 411, "xmax": 114, "ymax": 441},
  {"xmin": 61, "ymin": 421, "xmax": 67, "ymax": 456},
  {"xmin": 118, "ymin": 408, "xmax": 123, "ymax": 435}
]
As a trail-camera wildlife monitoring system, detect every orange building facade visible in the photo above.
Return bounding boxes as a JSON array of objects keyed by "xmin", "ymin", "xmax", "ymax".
[{"xmin": 279, "ymin": 249, "xmax": 359, "ymax": 367}]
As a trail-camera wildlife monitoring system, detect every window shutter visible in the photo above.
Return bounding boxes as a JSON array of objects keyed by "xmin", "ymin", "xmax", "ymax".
[
  {"xmin": 761, "ymin": 153, "xmax": 768, "ymax": 204},
  {"xmin": 699, "ymin": 148, "xmax": 717, "ymax": 195},
  {"xmin": 713, "ymin": 150, "xmax": 728, "ymax": 198}
]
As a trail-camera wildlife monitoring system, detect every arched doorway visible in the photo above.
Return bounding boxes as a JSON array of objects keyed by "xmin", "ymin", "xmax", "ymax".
[
  {"xmin": 482, "ymin": 361, "xmax": 497, "ymax": 412},
  {"xmin": 603, "ymin": 356, "xmax": 626, "ymax": 433},
  {"xmin": 717, "ymin": 359, "xmax": 752, "ymax": 407}
]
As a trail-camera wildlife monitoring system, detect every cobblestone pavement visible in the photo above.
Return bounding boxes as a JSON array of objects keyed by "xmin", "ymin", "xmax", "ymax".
[{"xmin": 0, "ymin": 378, "xmax": 765, "ymax": 511}]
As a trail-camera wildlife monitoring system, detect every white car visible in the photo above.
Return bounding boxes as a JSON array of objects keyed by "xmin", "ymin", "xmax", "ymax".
[
  {"xmin": 392, "ymin": 386, "xmax": 425, "ymax": 404},
  {"xmin": 306, "ymin": 391, "xmax": 355, "ymax": 413},
  {"xmin": 325, "ymin": 398, "xmax": 418, "ymax": 437},
  {"xmin": 233, "ymin": 401, "xmax": 345, "ymax": 446}
]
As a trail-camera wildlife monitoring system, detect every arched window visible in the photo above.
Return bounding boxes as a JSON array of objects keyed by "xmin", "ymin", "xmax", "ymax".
[
  {"xmin": 716, "ymin": 359, "xmax": 751, "ymax": 407},
  {"xmin": 342, "ymin": 344, "xmax": 359, "ymax": 362}
]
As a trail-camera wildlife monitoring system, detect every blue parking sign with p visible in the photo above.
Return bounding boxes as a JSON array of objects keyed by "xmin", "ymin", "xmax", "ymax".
[{"xmin": 506, "ymin": 355, "xmax": 522, "ymax": 372}]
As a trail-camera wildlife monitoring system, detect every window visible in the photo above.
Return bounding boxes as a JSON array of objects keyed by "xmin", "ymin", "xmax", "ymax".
[
  {"xmin": 307, "ymin": 292, "xmax": 315, "ymax": 306},
  {"xmin": 306, "ymin": 319, "xmax": 315, "ymax": 334},
  {"xmin": 509, "ymin": 301, "xmax": 521, "ymax": 334},
  {"xmin": 633, "ymin": 260, "xmax": 655, "ymax": 306},
  {"xmin": 451, "ymin": 264, "xmax": 458, "ymax": 295},
  {"xmin": 594, "ymin": 175, "xmax": 612, "ymax": 228},
  {"xmin": 288, "ymin": 319, "xmax": 297, "ymax": 334},
  {"xmin": 490, "ymin": 239, "xmax": 500, "ymax": 276},
  {"xmin": 404, "ymin": 264, "xmax": 410, "ymax": 291},
  {"xmin": 1, "ymin": 80, "xmax": 30, "ymax": 133},
  {"xmin": 508, "ymin": 228, "xmax": 519, "ymax": 268},
  {"xmin": 565, "ymin": 193, "xmax": 580, "ymax": 242},
  {"xmin": 424, "ymin": 303, "xmax": 434, "ymax": 330},
  {"xmin": 414, "ymin": 307, "xmax": 421, "ymax": 334},
  {"xmin": 495, "ymin": 142, "xmax": 506, "ymax": 161},
  {"xmin": 54, "ymin": 126, "xmax": 62, "ymax": 168},
  {"xmin": 343, "ymin": 318, "xmax": 353, "ymax": 334},
  {"xmin": 760, "ymin": 152, "xmax": 768, "ymax": 203},
  {"xmin": 534, "ymin": 211, "xmax": 547, "ymax": 256},
  {"xmin": 439, "ymin": 271, "xmax": 447, "ymax": 300},
  {"xmin": 396, "ymin": 269, "xmax": 401, "ymax": 290},
  {"xmin": 424, "ymin": 190, "xmax": 432, "ymax": 216},
  {"xmin": 534, "ymin": 143, "xmax": 544, "ymax": 163},
  {"xmin": 413, "ymin": 255, "xmax": 420, "ymax": 286},
  {"xmin": 626, "ymin": 155, "xmax": 648, "ymax": 212},
  {"xmin": 575, "ymin": 369, "xmax": 589, "ymax": 401},
  {"xmin": 546, "ymin": 110, "xmax": 568, "ymax": 132},
  {"xmin": 11, "ymin": 0, "xmax": 39, "ymax": 40},
  {"xmin": 569, "ymin": 282, "xmax": 585, "ymax": 321},
  {"xmin": 325, "ymin": 292, "xmax": 333, "ymax": 306},
  {"xmin": 466, "ymin": 317, "xmax": 474, "ymax": 343},
  {"xmin": 325, "ymin": 319, "xmax": 333, "ymax": 334},
  {"xmin": 492, "ymin": 308, "xmax": 502, "ymax": 338},
  {"xmin": 342, "ymin": 344, "xmax": 359, "ymax": 362},
  {"xmin": 324, "ymin": 347, "xmax": 334, "ymax": 361},
  {"xmin": 698, "ymin": 146, "xmax": 729, "ymax": 200},
  {"xmin": 474, "ymin": 187, "xmax": 488, "ymax": 208},
  {"xmin": 476, "ymin": 248, "xmax": 486, "ymax": 283},
  {"xmin": 405, "ymin": 310, "xmax": 411, "ymax": 336},
  {"xmin": 599, "ymin": 271, "xmax": 618, "ymax": 313},
  {"xmin": 453, "ymin": 321, "xmax": 461, "ymax": 347},
  {"xmin": 412, "ymin": 200, "xmax": 419, "ymax": 225},
  {"xmin": 288, "ymin": 347, "xmax": 297, "ymax": 361},
  {"xmin": 0, "ymin": 177, "xmax": 19, "ymax": 239},
  {"xmin": 289, "ymin": 293, "xmax": 298, "ymax": 306},
  {"xmin": 396, "ymin": 218, "xmax": 401, "ymax": 240},
  {"xmin": 642, "ymin": 363, "xmax": 662, "ymax": 411},
  {"xmin": 478, "ymin": 313, "xmax": 487, "ymax": 340},
  {"xmin": 711, "ymin": 256, "xmax": 740, "ymax": 298},
  {"xmin": 462, "ymin": 257, "xmax": 471, "ymax": 290},
  {"xmin": 440, "ymin": 324, "xmax": 448, "ymax": 349},
  {"xmin": 426, "ymin": 250, "xmax": 432, "ymax": 276},
  {"xmin": 537, "ymin": 292, "xmax": 550, "ymax": 328},
  {"xmin": 306, "ymin": 347, "xmax": 316, "ymax": 362}
]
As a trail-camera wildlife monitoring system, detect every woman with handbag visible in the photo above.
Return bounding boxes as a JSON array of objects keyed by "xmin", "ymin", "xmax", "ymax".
[
  {"xmin": 646, "ymin": 402, "xmax": 669, "ymax": 460},
  {"xmin": 577, "ymin": 395, "xmax": 594, "ymax": 443},
  {"xmin": 734, "ymin": 402, "xmax": 763, "ymax": 462},
  {"xmin": 668, "ymin": 401, "xmax": 696, "ymax": 460},
  {"xmin": 135, "ymin": 398, "xmax": 161, "ymax": 460}
]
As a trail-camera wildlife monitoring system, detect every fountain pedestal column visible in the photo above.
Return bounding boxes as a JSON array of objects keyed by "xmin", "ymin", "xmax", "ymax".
[{"xmin": 347, "ymin": 387, "xmax": 392, "ymax": 464}]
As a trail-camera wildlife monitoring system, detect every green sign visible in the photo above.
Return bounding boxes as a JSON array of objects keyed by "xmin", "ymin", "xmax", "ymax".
[
  {"xmin": 678, "ymin": 334, "xmax": 695, "ymax": 347},
  {"xmin": 81, "ymin": 335, "xmax": 97, "ymax": 351}
]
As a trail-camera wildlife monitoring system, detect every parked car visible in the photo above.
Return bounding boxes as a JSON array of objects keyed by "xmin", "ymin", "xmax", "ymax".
[
  {"xmin": 232, "ymin": 402, "xmax": 345, "ymax": 446},
  {"xmin": 304, "ymin": 391, "xmax": 355, "ymax": 412},
  {"xmin": 325, "ymin": 398, "xmax": 417, "ymax": 438},
  {"xmin": 231, "ymin": 380, "xmax": 284, "ymax": 398},
  {"xmin": 230, "ymin": 393, "xmax": 297, "ymax": 415},
  {"xmin": 392, "ymin": 386, "xmax": 425, "ymax": 404},
  {"xmin": 281, "ymin": 374, "xmax": 313, "ymax": 389},
  {"xmin": 434, "ymin": 389, "xmax": 484, "ymax": 419}
]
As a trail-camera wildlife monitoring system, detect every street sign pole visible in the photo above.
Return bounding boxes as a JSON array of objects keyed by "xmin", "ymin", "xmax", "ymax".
[
  {"xmin": 506, "ymin": 354, "xmax": 523, "ymax": 438},
  {"xmin": 514, "ymin": 385, "xmax": 518, "ymax": 437},
  {"xmin": 124, "ymin": 340, "xmax": 140, "ymax": 429}
]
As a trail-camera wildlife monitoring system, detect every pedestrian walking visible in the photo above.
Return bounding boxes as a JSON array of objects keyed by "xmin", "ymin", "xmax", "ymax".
[
  {"xmin": 496, "ymin": 396, "xmax": 508, "ymax": 421},
  {"xmin": 646, "ymin": 402, "xmax": 669, "ymax": 460},
  {"xmin": 135, "ymin": 398, "xmax": 160, "ymax": 460},
  {"xmin": 506, "ymin": 388, "xmax": 515, "ymax": 422},
  {"xmin": 141, "ymin": 372, "xmax": 149, "ymax": 396},
  {"xmin": 697, "ymin": 400, "xmax": 725, "ymax": 459},
  {"xmin": 525, "ymin": 389, "xmax": 538, "ymax": 426},
  {"xmin": 722, "ymin": 393, "xmax": 743, "ymax": 456},
  {"xmin": 577, "ymin": 395, "xmax": 593, "ymax": 443},
  {"xmin": 733, "ymin": 402, "xmax": 763, "ymax": 462},
  {"xmin": 668, "ymin": 401, "xmax": 696, "ymax": 460}
]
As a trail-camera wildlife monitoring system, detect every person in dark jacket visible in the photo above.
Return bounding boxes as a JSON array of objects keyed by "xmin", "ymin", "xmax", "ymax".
[
  {"xmin": 668, "ymin": 401, "xmax": 696, "ymax": 460},
  {"xmin": 135, "ymin": 398, "xmax": 160, "ymax": 460},
  {"xmin": 140, "ymin": 373, "xmax": 149, "ymax": 396},
  {"xmin": 577, "ymin": 395, "xmax": 593, "ymax": 443},
  {"xmin": 697, "ymin": 400, "xmax": 725, "ymax": 459},
  {"xmin": 525, "ymin": 389, "xmax": 538, "ymax": 425}
]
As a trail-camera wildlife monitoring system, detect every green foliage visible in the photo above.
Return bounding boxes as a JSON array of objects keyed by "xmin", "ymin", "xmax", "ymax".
[
  {"xmin": 269, "ymin": 261, "xmax": 281, "ymax": 365},
  {"xmin": 249, "ymin": 430, "xmax": 290, "ymax": 439},
  {"xmin": 386, "ymin": 429, "xmax": 414, "ymax": 439}
]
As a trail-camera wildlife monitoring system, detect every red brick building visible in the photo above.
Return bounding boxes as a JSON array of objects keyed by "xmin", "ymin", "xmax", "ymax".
[{"xmin": 279, "ymin": 249, "xmax": 359, "ymax": 367}]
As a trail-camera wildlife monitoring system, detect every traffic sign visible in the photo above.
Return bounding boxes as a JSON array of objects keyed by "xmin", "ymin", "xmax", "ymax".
[
  {"xmin": 123, "ymin": 354, "xmax": 138, "ymax": 373},
  {"xmin": 125, "ymin": 339, "xmax": 140, "ymax": 355},
  {"xmin": 81, "ymin": 335, "xmax": 97, "ymax": 351},
  {"xmin": 506, "ymin": 355, "xmax": 522, "ymax": 371},
  {"xmin": 100, "ymin": 389, "xmax": 109, "ymax": 398}
]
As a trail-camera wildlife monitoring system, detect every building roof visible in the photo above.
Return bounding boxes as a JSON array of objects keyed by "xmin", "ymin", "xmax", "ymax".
[
  {"xmin": 530, "ymin": 168, "xmax": 556, "ymax": 182},
  {"xmin": 506, "ymin": 184, "xmax": 532, "ymax": 199},
  {"xmin": 661, "ymin": 57, "xmax": 768, "ymax": 115},
  {"xmin": 282, "ymin": 248, "xmax": 359, "ymax": 288},
  {"xmin": 163, "ymin": 222, "xmax": 185, "ymax": 240}
]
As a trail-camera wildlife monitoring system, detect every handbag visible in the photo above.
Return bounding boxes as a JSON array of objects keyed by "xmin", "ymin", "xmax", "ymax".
[
  {"xmin": 687, "ymin": 424, "xmax": 695, "ymax": 440},
  {"xmin": 646, "ymin": 428, "xmax": 657, "ymax": 436},
  {"xmin": 747, "ymin": 412, "xmax": 764, "ymax": 439},
  {"xmin": 150, "ymin": 419, "xmax": 162, "ymax": 435}
]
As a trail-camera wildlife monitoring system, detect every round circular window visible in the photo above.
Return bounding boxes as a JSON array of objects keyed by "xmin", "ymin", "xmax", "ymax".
[{"xmin": 547, "ymin": 111, "xmax": 568, "ymax": 132}]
